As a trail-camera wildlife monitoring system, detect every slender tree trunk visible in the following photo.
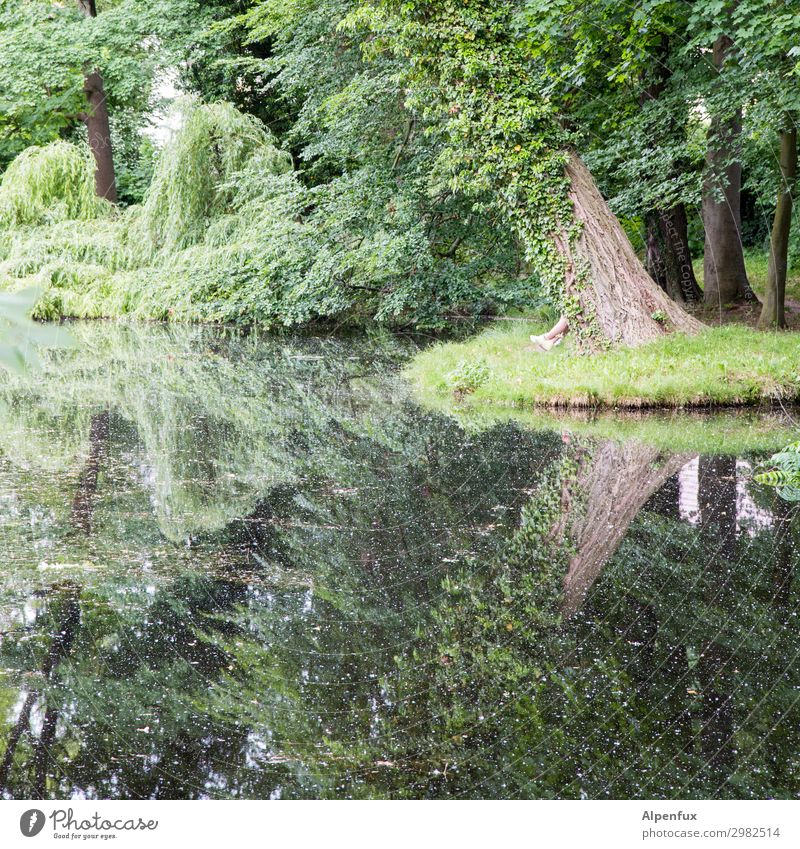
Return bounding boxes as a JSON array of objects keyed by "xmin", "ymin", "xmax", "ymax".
[
  {"xmin": 702, "ymin": 34, "xmax": 756, "ymax": 306},
  {"xmin": 561, "ymin": 154, "xmax": 704, "ymax": 349},
  {"xmin": 646, "ymin": 205, "xmax": 703, "ymax": 302},
  {"xmin": 758, "ymin": 126, "xmax": 797, "ymax": 329},
  {"xmin": 78, "ymin": 0, "xmax": 117, "ymax": 202}
]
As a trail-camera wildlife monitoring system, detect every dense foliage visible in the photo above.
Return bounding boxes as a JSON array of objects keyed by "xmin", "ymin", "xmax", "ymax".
[{"xmin": 2, "ymin": 0, "xmax": 800, "ymax": 328}]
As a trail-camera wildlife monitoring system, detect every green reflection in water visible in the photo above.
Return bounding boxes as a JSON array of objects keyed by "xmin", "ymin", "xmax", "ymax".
[{"xmin": 0, "ymin": 323, "xmax": 797, "ymax": 799}]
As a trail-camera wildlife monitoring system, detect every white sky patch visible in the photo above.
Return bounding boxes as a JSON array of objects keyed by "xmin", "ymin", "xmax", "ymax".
[
  {"xmin": 736, "ymin": 459, "xmax": 774, "ymax": 535},
  {"xmin": 143, "ymin": 68, "xmax": 184, "ymax": 147}
]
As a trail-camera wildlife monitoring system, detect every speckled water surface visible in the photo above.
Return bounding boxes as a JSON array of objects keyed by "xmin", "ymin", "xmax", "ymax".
[{"xmin": 0, "ymin": 322, "xmax": 797, "ymax": 800}]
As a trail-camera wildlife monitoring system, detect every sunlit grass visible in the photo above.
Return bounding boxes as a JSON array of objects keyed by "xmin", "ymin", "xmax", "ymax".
[{"xmin": 405, "ymin": 321, "xmax": 800, "ymax": 410}]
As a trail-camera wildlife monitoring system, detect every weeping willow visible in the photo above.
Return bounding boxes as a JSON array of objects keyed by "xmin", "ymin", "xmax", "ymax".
[
  {"xmin": 0, "ymin": 141, "xmax": 110, "ymax": 227},
  {"xmin": 131, "ymin": 102, "xmax": 293, "ymax": 256},
  {"xmin": 0, "ymin": 101, "xmax": 304, "ymax": 324}
]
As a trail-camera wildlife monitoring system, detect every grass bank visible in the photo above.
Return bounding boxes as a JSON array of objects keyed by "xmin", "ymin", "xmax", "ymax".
[{"xmin": 405, "ymin": 321, "xmax": 800, "ymax": 410}]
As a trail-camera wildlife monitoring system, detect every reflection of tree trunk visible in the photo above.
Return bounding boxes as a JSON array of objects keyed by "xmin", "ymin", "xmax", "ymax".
[
  {"xmin": 697, "ymin": 644, "xmax": 735, "ymax": 780},
  {"xmin": 696, "ymin": 454, "xmax": 738, "ymax": 783},
  {"xmin": 0, "ymin": 589, "xmax": 80, "ymax": 796},
  {"xmin": 560, "ymin": 441, "xmax": 688, "ymax": 617},
  {"xmin": 0, "ymin": 690, "xmax": 37, "ymax": 791},
  {"xmin": 772, "ymin": 498, "xmax": 796, "ymax": 608},
  {"xmin": 71, "ymin": 411, "xmax": 110, "ymax": 534},
  {"xmin": 643, "ymin": 470, "xmax": 681, "ymax": 519},
  {"xmin": 31, "ymin": 591, "xmax": 80, "ymax": 799},
  {"xmin": 698, "ymin": 456, "xmax": 737, "ymax": 566}
]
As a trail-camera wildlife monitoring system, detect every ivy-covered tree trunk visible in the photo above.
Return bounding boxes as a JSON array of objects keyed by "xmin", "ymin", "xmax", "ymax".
[
  {"xmin": 560, "ymin": 155, "xmax": 704, "ymax": 348},
  {"xmin": 646, "ymin": 205, "xmax": 703, "ymax": 303},
  {"xmin": 702, "ymin": 34, "xmax": 754, "ymax": 306},
  {"xmin": 758, "ymin": 126, "xmax": 796, "ymax": 329},
  {"xmin": 376, "ymin": 0, "xmax": 704, "ymax": 348},
  {"xmin": 78, "ymin": 0, "xmax": 117, "ymax": 202}
]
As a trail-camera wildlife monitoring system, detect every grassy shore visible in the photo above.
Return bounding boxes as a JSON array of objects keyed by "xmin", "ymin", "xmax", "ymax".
[{"xmin": 406, "ymin": 322, "xmax": 800, "ymax": 410}]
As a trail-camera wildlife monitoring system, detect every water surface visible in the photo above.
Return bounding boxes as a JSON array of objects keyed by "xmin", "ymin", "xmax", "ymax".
[{"xmin": 0, "ymin": 323, "xmax": 797, "ymax": 799}]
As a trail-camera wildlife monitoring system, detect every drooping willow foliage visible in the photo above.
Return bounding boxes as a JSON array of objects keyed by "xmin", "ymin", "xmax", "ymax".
[
  {"xmin": 132, "ymin": 102, "xmax": 293, "ymax": 255},
  {"xmin": 0, "ymin": 141, "xmax": 110, "ymax": 227}
]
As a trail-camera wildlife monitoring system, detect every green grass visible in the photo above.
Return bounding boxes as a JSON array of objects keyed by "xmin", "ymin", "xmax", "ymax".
[{"xmin": 405, "ymin": 321, "xmax": 800, "ymax": 410}]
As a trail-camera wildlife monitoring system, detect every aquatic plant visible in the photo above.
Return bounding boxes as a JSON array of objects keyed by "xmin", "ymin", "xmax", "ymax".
[{"xmin": 754, "ymin": 442, "xmax": 800, "ymax": 501}]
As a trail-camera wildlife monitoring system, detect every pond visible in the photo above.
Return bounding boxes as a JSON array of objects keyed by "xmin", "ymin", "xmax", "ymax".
[{"xmin": 0, "ymin": 322, "xmax": 797, "ymax": 800}]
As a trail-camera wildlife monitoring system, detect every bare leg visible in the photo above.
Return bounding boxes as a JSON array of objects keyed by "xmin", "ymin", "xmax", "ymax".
[
  {"xmin": 530, "ymin": 315, "xmax": 569, "ymax": 353},
  {"xmin": 544, "ymin": 315, "xmax": 569, "ymax": 340}
]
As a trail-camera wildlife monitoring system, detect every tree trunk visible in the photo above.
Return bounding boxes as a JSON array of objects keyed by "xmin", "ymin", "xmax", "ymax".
[
  {"xmin": 78, "ymin": 0, "xmax": 117, "ymax": 202},
  {"xmin": 702, "ymin": 34, "xmax": 756, "ymax": 306},
  {"xmin": 758, "ymin": 126, "xmax": 797, "ymax": 329},
  {"xmin": 561, "ymin": 154, "xmax": 704, "ymax": 349},
  {"xmin": 646, "ymin": 205, "xmax": 703, "ymax": 303}
]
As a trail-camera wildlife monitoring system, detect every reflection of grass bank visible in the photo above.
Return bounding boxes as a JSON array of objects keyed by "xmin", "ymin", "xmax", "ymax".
[
  {"xmin": 406, "ymin": 321, "xmax": 800, "ymax": 411},
  {"xmin": 411, "ymin": 402, "xmax": 798, "ymax": 455}
]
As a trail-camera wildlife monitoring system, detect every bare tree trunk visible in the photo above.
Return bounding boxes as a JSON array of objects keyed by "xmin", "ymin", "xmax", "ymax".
[
  {"xmin": 758, "ymin": 126, "xmax": 797, "ymax": 329},
  {"xmin": 561, "ymin": 154, "xmax": 704, "ymax": 349},
  {"xmin": 702, "ymin": 34, "xmax": 756, "ymax": 306},
  {"xmin": 646, "ymin": 205, "xmax": 703, "ymax": 303},
  {"xmin": 560, "ymin": 441, "xmax": 688, "ymax": 617},
  {"xmin": 78, "ymin": 0, "xmax": 117, "ymax": 202}
]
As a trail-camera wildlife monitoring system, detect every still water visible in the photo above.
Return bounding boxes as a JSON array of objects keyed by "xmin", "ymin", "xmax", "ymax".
[{"xmin": 0, "ymin": 323, "xmax": 797, "ymax": 799}]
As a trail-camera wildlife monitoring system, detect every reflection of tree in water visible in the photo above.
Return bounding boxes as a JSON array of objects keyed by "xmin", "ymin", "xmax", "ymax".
[
  {"xmin": 0, "ymin": 586, "xmax": 80, "ymax": 798},
  {"xmin": 560, "ymin": 441, "xmax": 689, "ymax": 618},
  {"xmin": 202, "ymin": 440, "xmax": 799, "ymax": 799},
  {"xmin": 0, "ymin": 325, "xmax": 562, "ymax": 797},
  {"xmin": 0, "ymin": 324, "xmax": 797, "ymax": 799}
]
